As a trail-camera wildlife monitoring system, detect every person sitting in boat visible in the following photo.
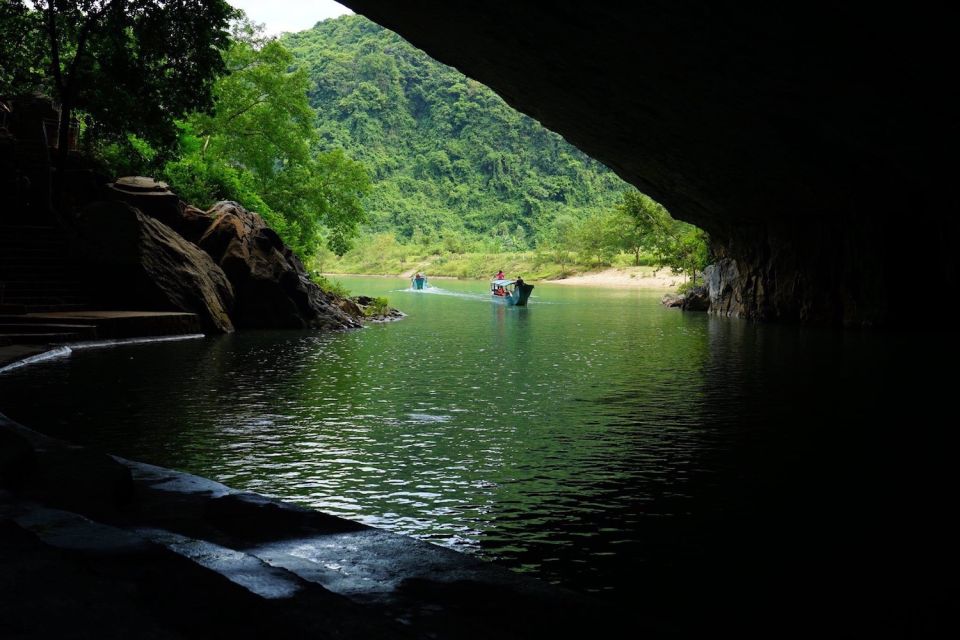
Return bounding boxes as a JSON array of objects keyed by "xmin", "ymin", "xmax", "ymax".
[{"xmin": 495, "ymin": 269, "xmax": 505, "ymax": 280}]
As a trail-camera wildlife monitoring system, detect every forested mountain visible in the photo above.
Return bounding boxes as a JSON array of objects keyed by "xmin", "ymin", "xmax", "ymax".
[{"xmin": 283, "ymin": 15, "xmax": 628, "ymax": 248}]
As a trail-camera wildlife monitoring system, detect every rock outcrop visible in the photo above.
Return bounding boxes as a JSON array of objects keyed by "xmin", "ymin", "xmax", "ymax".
[
  {"xmin": 351, "ymin": 295, "xmax": 406, "ymax": 322},
  {"xmin": 72, "ymin": 201, "xmax": 235, "ymax": 333},
  {"xmin": 704, "ymin": 259, "xmax": 740, "ymax": 318},
  {"xmin": 340, "ymin": 1, "xmax": 957, "ymax": 326},
  {"xmin": 102, "ymin": 179, "xmax": 366, "ymax": 332},
  {"xmin": 680, "ymin": 285, "xmax": 709, "ymax": 312},
  {"xmin": 197, "ymin": 202, "xmax": 361, "ymax": 331},
  {"xmin": 660, "ymin": 287, "xmax": 709, "ymax": 312},
  {"xmin": 660, "ymin": 293, "xmax": 683, "ymax": 309}
]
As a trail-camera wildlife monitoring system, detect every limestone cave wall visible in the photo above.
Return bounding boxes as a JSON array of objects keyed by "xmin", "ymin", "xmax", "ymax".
[{"xmin": 341, "ymin": 1, "xmax": 958, "ymax": 326}]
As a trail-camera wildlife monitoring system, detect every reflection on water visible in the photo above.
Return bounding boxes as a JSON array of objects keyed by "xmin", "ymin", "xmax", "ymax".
[{"xmin": 0, "ymin": 277, "xmax": 949, "ymax": 631}]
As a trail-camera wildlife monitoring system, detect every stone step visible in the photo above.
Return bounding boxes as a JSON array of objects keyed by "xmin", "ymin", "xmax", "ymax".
[
  {"xmin": 0, "ymin": 251, "xmax": 71, "ymax": 261},
  {"xmin": 0, "ymin": 232, "xmax": 68, "ymax": 241},
  {"xmin": 1, "ymin": 504, "xmax": 154, "ymax": 556},
  {"xmin": 0, "ymin": 297, "xmax": 89, "ymax": 307},
  {"xmin": 0, "ymin": 252, "xmax": 72, "ymax": 261},
  {"xmin": 135, "ymin": 527, "xmax": 307, "ymax": 600},
  {"xmin": 0, "ymin": 303, "xmax": 27, "ymax": 315},
  {"xmin": 0, "ymin": 283, "xmax": 86, "ymax": 294},
  {"xmin": 0, "ymin": 323, "xmax": 98, "ymax": 339},
  {"xmin": 1, "ymin": 419, "xmax": 618, "ymax": 639},
  {"xmin": 0, "ymin": 311, "xmax": 201, "ymax": 338},
  {"xmin": 0, "ymin": 261, "xmax": 84, "ymax": 272},
  {"xmin": 0, "ymin": 272, "xmax": 83, "ymax": 283},
  {"xmin": 0, "ymin": 313, "xmax": 96, "ymax": 325},
  {"xmin": 0, "ymin": 290, "xmax": 89, "ymax": 298},
  {"xmin": 10, "ymin": 304, "xmax": 92, "ymax": 314},
  {"xmin": 1, "ymin": 279, "xmax": 85, "ymax": 287},
  {"xmin": 0, "ymin": 259, "xmax": 76, "ymax": 269},
  {"xmin": 0, "ymin": 503, "xmax": 411, "ymax": 639},
  {"xmin": 0, "ymin": 332, "xmax": 83, "ymax": 346},
  {"xmin": 120, "ymin": 463, "xmax": 613, "ymax": 640}
]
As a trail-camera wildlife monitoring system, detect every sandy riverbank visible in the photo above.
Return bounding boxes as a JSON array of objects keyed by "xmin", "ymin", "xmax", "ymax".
[
  {"xmin": 546, "ymin": 267, "xmax": 687, "ymax": 289},
  {"xmin": 326, "ymin": 266, "xmax": 688, "ymax": 289}
]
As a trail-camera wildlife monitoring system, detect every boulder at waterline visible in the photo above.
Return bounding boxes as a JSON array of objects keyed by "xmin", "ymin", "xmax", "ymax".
[
  {"xmin": 680, "ymin": 285, "xmax": 710, "ymax": 312},
  {"xmin": 199, "ymin": 201, "xmax": 361, "ymax": 330},
  {"xmin": 72, "ymin": 201, "xmax": 235, "ymax": 333}
]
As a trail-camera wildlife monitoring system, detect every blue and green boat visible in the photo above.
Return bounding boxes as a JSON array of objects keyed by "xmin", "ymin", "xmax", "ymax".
[{"xmin": 490, "ymin": 279, "xmax": 534, "ymax": 306}]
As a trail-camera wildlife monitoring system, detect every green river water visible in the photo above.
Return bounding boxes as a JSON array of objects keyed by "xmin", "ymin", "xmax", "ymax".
[{"xmin": 0, "ymin": 277, "xmax": 949, "ymax": 624}]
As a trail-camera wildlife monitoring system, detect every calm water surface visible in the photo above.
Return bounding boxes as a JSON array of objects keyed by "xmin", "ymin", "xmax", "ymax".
[{"xmin": 0, "ymin": 277, "xmax": 949, "ymax": 623}]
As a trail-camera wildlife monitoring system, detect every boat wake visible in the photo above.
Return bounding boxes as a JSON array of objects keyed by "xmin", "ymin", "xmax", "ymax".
[
  {"xmin": 395, "ymin": 286, "xmax": 489, "ymax": 301},
  {"xmin": 395, "ymin": 285, "xmax": 555, "ymax": 304}
]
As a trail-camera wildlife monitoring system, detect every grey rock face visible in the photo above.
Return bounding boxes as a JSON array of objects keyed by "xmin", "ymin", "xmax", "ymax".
[{"xmin": 705, "ymin": 259, "xmax": 740, "ymax": 317}]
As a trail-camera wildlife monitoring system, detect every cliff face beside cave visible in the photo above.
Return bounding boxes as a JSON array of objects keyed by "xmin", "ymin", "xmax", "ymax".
[{"xmin": 341, "ymin": 1, "xmax": 957, "ymax": 326}]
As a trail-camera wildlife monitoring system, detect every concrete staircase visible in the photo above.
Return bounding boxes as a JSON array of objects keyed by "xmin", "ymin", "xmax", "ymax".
[
  {"xmin": 0, "ymin": 322, "xmax": 98, "ymax": 346},
  {"xmin": 1, "ymin": 225, "xmax": 202, "ymax": 347},
  {"xmin": 0, "ymin": 224, "xmax": 93, "ymax": 313},
  {"xmin": 0, "ymin": 311, "xmax": 201, "ymax": 347}
]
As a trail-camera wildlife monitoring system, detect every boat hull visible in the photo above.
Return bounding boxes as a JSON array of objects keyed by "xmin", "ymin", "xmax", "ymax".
[
  {"xmin": 491, "ymin": 283, "xmax": 534, "ymax": 306},
  {"xmin": 413, "ymin": 277, "xmax": 426, "ymax": 290}
]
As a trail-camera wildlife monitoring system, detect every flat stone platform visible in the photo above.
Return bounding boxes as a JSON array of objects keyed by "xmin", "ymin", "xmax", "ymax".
[
  {"xmin": 1, "ymin": 413, "xmax": 622, "ymax": 638},
  {"xmin": 7, "ymin": 310, "xmax": 202, "ymax": 339}
]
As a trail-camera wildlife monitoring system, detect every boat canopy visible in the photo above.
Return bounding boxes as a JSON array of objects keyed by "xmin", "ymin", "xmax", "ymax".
[{"xmin": 491, "ymin": 279, "xmax": 516, "ymax": 286}]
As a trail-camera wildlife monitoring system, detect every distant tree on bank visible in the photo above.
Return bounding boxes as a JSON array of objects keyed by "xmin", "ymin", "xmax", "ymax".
[
  {"xmin": 5, "ymin": 0, "xmax": 233, "ymax": 177},
  {"xmin": 617, "ymin": 189, "xmax": 710, "ymax": 283}
]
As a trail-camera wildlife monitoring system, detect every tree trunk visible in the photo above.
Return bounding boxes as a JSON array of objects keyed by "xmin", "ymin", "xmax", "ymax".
[{"xmin": 52, "ymin": 100, "xmax": 73, "ymax": 212}]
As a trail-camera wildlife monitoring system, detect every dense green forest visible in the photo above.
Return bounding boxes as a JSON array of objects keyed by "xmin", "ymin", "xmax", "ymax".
[
  {"xmin": 282, "ymin": 15, "xmax": 706, "ymax": 281},
  {"xmin": 282, "ymin": 15, "xmax": 629, "ymax": 248}
]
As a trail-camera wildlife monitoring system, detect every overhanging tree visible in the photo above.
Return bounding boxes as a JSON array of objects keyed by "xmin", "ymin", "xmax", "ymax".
[
  {"xmin": 0, "ymin": 2, "xmax": 45, "ymax": 97},
  {"xmin": 17, "ymin": 0, "xmax": 233, "ymax": 180},
  {"xmin": 165, "ymin": 23, "xmax": 369, "ymax": 258}
]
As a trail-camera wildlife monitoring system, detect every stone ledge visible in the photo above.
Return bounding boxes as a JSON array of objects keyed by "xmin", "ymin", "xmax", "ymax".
[{"xmin": 1, "ymin": 413, "xmax": 620, "ymax": 638}]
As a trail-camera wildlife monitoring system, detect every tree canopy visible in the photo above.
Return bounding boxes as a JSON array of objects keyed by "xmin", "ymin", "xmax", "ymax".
[
  {"xmin": 162, "ymin": 21, "xmax": 369, "ymax": 257},
  {"xmin": 4, "ymin": 0, "xmax": 234, "ymax": 161}
]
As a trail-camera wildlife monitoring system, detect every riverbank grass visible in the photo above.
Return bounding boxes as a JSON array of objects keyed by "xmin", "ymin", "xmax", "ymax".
[{"xmin": 315, "ymin": 246, "xmax": 663, "ymax": 282}]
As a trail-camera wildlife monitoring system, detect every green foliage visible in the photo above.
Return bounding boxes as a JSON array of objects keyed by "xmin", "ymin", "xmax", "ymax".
[
  {"xmin": 0, "ymin": 2, "xmax": 45, "ymax": 97},
  {"xmin": 161, "ymin": 22, "xmax": 370, "ymax": 258},
  {"xmin": 312, "ymin": 274, "xmax": 351, "ymax": 298},
  {"xmin": 669, "ymin": 226, "xmax": 711, "ymax": 284},
  {"xmin": 617, "ymin": 189, "xmax": 710, "ymax": 281},
  {"xmin": 282, "ymin": 15, "xmax": 629, "ymax": 245},
  {"xmin": 362, "ymin": 296, "xmax": 391, "ymax": 318},
  {"xmin": 5, "ymin": 1, "xmax": 234, "ymax": 160},
  {"xmin": 675, "ymin": 280, "xmax": 697, "ymax": 295}
]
